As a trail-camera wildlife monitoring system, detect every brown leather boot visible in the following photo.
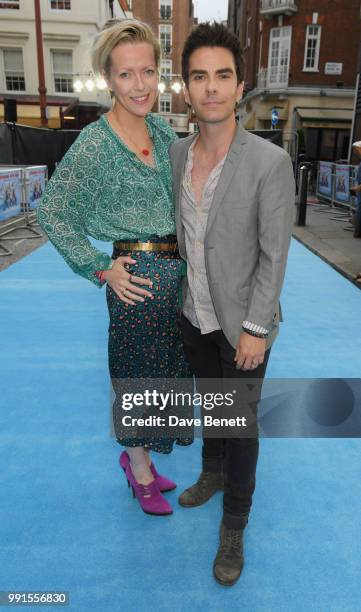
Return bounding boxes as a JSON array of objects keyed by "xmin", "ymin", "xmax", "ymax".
[
  {"xmin": 213, "ymin": 520, "xmax": 245, "ymax": 586},
  {"xmin": 178, "ymin": 471, "xmax": 224, "ymax": 507}
]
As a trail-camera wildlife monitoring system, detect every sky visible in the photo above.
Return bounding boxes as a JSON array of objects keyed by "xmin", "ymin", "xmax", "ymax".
[{"xmin": 193, "ymin": 0, "xmax": 229, "ymax": 23}]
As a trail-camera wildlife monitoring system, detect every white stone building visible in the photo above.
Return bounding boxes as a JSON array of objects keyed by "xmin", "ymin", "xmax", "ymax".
[{"xmin": 0, "ymin": 0, "xmax": 131, "ymax": 128}]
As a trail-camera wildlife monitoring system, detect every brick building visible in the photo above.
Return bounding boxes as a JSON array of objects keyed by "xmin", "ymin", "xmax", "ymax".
[
  {"xmin": 228, "ymin": 0, "xmax": 360, "ymax": 163},
  {"xmin": 131, "ymin": 0, "xmax": 195, "ymax": 131}
]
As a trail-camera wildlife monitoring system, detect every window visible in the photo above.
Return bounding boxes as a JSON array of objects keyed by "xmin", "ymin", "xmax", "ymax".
[
  {"xmin": 159, "ymin": 93, "xmax": 171, "ymax": 113},
  {"xmin": 160, "ymin": 58, "xmax": 172, "ymax": 81},
  {"xmin": 160, "ymin": 0, "xmax": 172, "ymax": 20},
  {"xmin": 159, "ymin": 24, "xmax": 172, "ymax": 54},
  {"xmin": 3, "ymin": 49, "xmax": 25, "ymax": 91},
  {"xmin": 0, "ymin": 1, "xmax": 19, "ymax": 8},
  {"xmin": 52, "ymin": 50, "xmax": 73, "ymax": 93},
  {"xmin": 50, "ymin": 0, "xmax": 71, "ymax": 10},
  {"xmin": 303, "ymin": 25, "xmax": 321, "ymax": 71},
  {"xmin": 268, "ymin": 26, "xmax": 291, "ymax": 87}
]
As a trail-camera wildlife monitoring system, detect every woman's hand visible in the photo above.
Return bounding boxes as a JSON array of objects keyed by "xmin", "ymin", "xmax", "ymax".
[{"xmin": 103, "ymin": 256, "xmax": 153, "ymax": 305}]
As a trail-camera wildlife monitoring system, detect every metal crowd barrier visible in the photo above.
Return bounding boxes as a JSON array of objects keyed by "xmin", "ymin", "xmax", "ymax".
[
  {"xmin": 0, "ymin": 165, "xmax": 48, "ymax": 256},
  {"xmin": 316, "ymin": 161, "xmax": 358, "ymax": 210},
  {"xmin": 315, "ymin": 161, "xmax": 361, "ymax": 233}
]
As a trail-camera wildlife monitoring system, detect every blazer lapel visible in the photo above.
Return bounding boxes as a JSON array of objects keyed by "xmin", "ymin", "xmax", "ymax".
[{"xmin": 206, "ymin": 123, "xmax": 249, "ymax": 236}]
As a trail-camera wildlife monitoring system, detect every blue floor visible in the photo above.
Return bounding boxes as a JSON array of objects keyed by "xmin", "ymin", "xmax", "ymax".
[{"xmin": 0, "ymin": 238, "xmax": 360, "ymax": 612}]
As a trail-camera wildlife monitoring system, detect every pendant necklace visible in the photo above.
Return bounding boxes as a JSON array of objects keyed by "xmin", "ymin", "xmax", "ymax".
[{"xmin": 112, "ymin": 112, "xmax": 151, "ymax": 157}]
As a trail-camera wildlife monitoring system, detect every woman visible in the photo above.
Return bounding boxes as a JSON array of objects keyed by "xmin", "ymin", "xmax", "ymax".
[{"xmin": 37, "ymin": 19, "xmax": 192, "ymax": 516}]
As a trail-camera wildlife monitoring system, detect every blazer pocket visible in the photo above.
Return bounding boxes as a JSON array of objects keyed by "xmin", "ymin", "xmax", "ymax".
[{"xmin": 238, "ymin": 285, "xmax": 250, "ymax": 300}]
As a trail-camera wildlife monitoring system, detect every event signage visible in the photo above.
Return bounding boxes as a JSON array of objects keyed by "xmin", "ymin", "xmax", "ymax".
[
  {"xmin": 25, "ymin": 166, "xmax": 47, "ymax": 211},
  {"xmin": 318, "ymin": 162, "xmax": 333, "ymax": 197},
  {"xmin": 334, "ymin": 164, "xmax": 350, "ymax": 203},
  {"xmin": 0, "ymin": 168, "xmax": 22, "ymax": 221}
]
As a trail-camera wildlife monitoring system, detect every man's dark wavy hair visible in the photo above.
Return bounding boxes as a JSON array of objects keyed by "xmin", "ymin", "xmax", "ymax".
[{"xmin": 182, "ymin": 22, "xmax": 244, "ymax": 86}]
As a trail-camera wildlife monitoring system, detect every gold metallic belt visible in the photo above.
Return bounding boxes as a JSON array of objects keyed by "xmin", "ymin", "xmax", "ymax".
[{"xmin": 114, "ymin": 240, "xmax": 178, "ymax": 253}]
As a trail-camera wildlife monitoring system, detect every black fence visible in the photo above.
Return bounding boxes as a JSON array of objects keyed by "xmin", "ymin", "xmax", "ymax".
[{"xmin": 0, "ymin": 122, "xmax": 80, "ymax": 178}]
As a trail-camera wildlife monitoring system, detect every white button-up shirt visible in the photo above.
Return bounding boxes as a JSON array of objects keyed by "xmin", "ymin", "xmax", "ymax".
[{"xmin": 181, "ymin": 138, "xmax": 226, "ymax": 334}]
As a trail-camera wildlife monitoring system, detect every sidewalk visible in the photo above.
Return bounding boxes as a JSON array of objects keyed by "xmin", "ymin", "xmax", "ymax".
[
  {"xmin": 0, "ymin": 214, "xmax": 47, "ymax": 272},
  {"xmin": 292, "ymin": 196, "xmax": 361, "ymax": 289}
]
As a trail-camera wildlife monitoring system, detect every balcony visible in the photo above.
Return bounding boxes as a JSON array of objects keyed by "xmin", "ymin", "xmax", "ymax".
[
  {"xmin": 159, "ymin": 7, "xmax": 172, "ymax": 20},
  {"xmin": 257, "ymin": 67, "xmax": 289, "ymax": 90},
  {"xmin": 260, "ymin": 0, "xmax": 298, "ymax": 18}
]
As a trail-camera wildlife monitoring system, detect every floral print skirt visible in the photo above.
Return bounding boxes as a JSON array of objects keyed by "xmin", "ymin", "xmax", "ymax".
[{"xmin": 106, "ymin": 236, "xmax": 193, "ymax": 454}]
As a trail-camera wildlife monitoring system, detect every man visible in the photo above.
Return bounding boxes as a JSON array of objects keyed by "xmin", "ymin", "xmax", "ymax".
[
  {"xmin": 169, "ymin": 23, "xmax": 295, "ymax": 586},
  {"xmin": 349, "ymin": 141, "xmax": 361, "ymax": 237}
]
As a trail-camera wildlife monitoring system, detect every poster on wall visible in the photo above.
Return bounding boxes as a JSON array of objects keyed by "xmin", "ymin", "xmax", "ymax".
[
  {"xmin": 334, "ymin": 164, "xmax": 350, "ymax": 203},
  {"xmin": 318, "ymin": 162, "xmax": 333, "ymax": 198},
  {"xmin": 0, "ymin": 168, "xmax": 22, "ymax": 221},
  {"xmin": 25, "ymin": 166, "xmax": 47, "ymax": 211}
]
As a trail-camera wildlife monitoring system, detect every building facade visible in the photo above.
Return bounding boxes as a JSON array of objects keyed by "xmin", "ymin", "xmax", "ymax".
[
  {"xmin": 0, "ymin": 0, "xmax": 131, "ymax": 128},
  {"xmin": 131, "ymin": 0, "xmax": 195, "ymax": 132},
  {"xmin": 228, "ymin": 0, "xmax": 360, "ymax": 163}
]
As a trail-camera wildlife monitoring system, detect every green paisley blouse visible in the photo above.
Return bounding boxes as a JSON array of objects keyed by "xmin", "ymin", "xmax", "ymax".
[{"xmin": 37, "ymin": 113, "xmax": 177, "ymax": 287}]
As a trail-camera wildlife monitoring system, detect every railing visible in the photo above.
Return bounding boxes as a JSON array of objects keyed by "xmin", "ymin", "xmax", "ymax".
[
  {"xmin": 257, "ymin": 66, "xmax": 289, "ymax": 89},
  {"xmin": 260, "ymin": 0, "xmax": 297, "ymax": 16}
]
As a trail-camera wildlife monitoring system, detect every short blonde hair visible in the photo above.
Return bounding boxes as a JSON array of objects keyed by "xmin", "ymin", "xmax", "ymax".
[{"xmin": 92, "ymin": 19, "xmax": 160, "ymax": 78}]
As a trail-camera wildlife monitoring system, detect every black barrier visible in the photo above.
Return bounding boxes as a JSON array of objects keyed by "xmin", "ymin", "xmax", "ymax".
[
  {"xmin": 0, "ymin": 122, "xmax": 284, "ymax": 179},
  {"xmin": 0, "ymin": 122, "xmax": 80, "ymax": 177},
  {"xmin": 0, "ymin": 123, "xmax": 14, "ymax": 164}
]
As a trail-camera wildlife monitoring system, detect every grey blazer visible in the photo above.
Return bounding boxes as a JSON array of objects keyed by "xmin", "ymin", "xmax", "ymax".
[{"xmin": 169, "ymin": 123, "xmax": 296, "ymax": 351}]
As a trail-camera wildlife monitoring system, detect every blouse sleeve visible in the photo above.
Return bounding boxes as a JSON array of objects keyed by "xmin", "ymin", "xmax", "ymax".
[{"xmin": 36, "ymin": 126, "xmax": 112, "ymax": 288}]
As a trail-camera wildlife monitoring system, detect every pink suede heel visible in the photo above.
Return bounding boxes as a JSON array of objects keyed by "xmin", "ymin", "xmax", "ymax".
[
  {"xmin": 124, "ymin": 462, "xmax": 173, "ymax": 516},
  {"xmin": 119, "ymin": 451, "xmax": 177, "ymax": 492}
]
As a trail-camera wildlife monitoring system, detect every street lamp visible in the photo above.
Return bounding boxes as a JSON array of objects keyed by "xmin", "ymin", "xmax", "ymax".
[
  {"xmin": 73, "ymin": 79, "xmax": 84, "ymax": 93},
  {"xmin": 158, "ymin": 74, "xmax": 183, "ymax": 95},
  {"xmin": 96, "ymin": 77, "xmax": 107, "ymax": 90},
  {"xmin": 171, "ymin": 80, "xmax": 182, "ymax": 94},
  {"xmin": 72, "ymin": 73, "xmax": 107, "ymax": 93},
  {"xmin": 85, "ymin": 78, "xmax": 95, "ymax": 92}
]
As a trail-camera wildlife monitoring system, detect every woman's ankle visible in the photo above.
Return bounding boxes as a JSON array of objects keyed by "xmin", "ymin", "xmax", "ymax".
[{"xmin": 130, "ymin": 461, "xmax": 153, "ymax": 485}]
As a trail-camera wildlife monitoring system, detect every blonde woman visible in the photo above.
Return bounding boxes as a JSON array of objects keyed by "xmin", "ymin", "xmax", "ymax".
[{"xmin": 37, "ymin": 20, "xmax": 192, "ymax": 516}]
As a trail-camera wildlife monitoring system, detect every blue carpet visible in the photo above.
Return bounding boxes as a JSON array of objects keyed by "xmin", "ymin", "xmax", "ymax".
[{"xmin": 0, "ymin": 238, "xmax": 360, "ymax": 612}]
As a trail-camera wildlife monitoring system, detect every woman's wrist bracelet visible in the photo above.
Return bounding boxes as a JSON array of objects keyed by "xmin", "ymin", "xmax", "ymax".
[{"xmin": 95, "ymin": 261, "xmax": 113, "ymax": 285}]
